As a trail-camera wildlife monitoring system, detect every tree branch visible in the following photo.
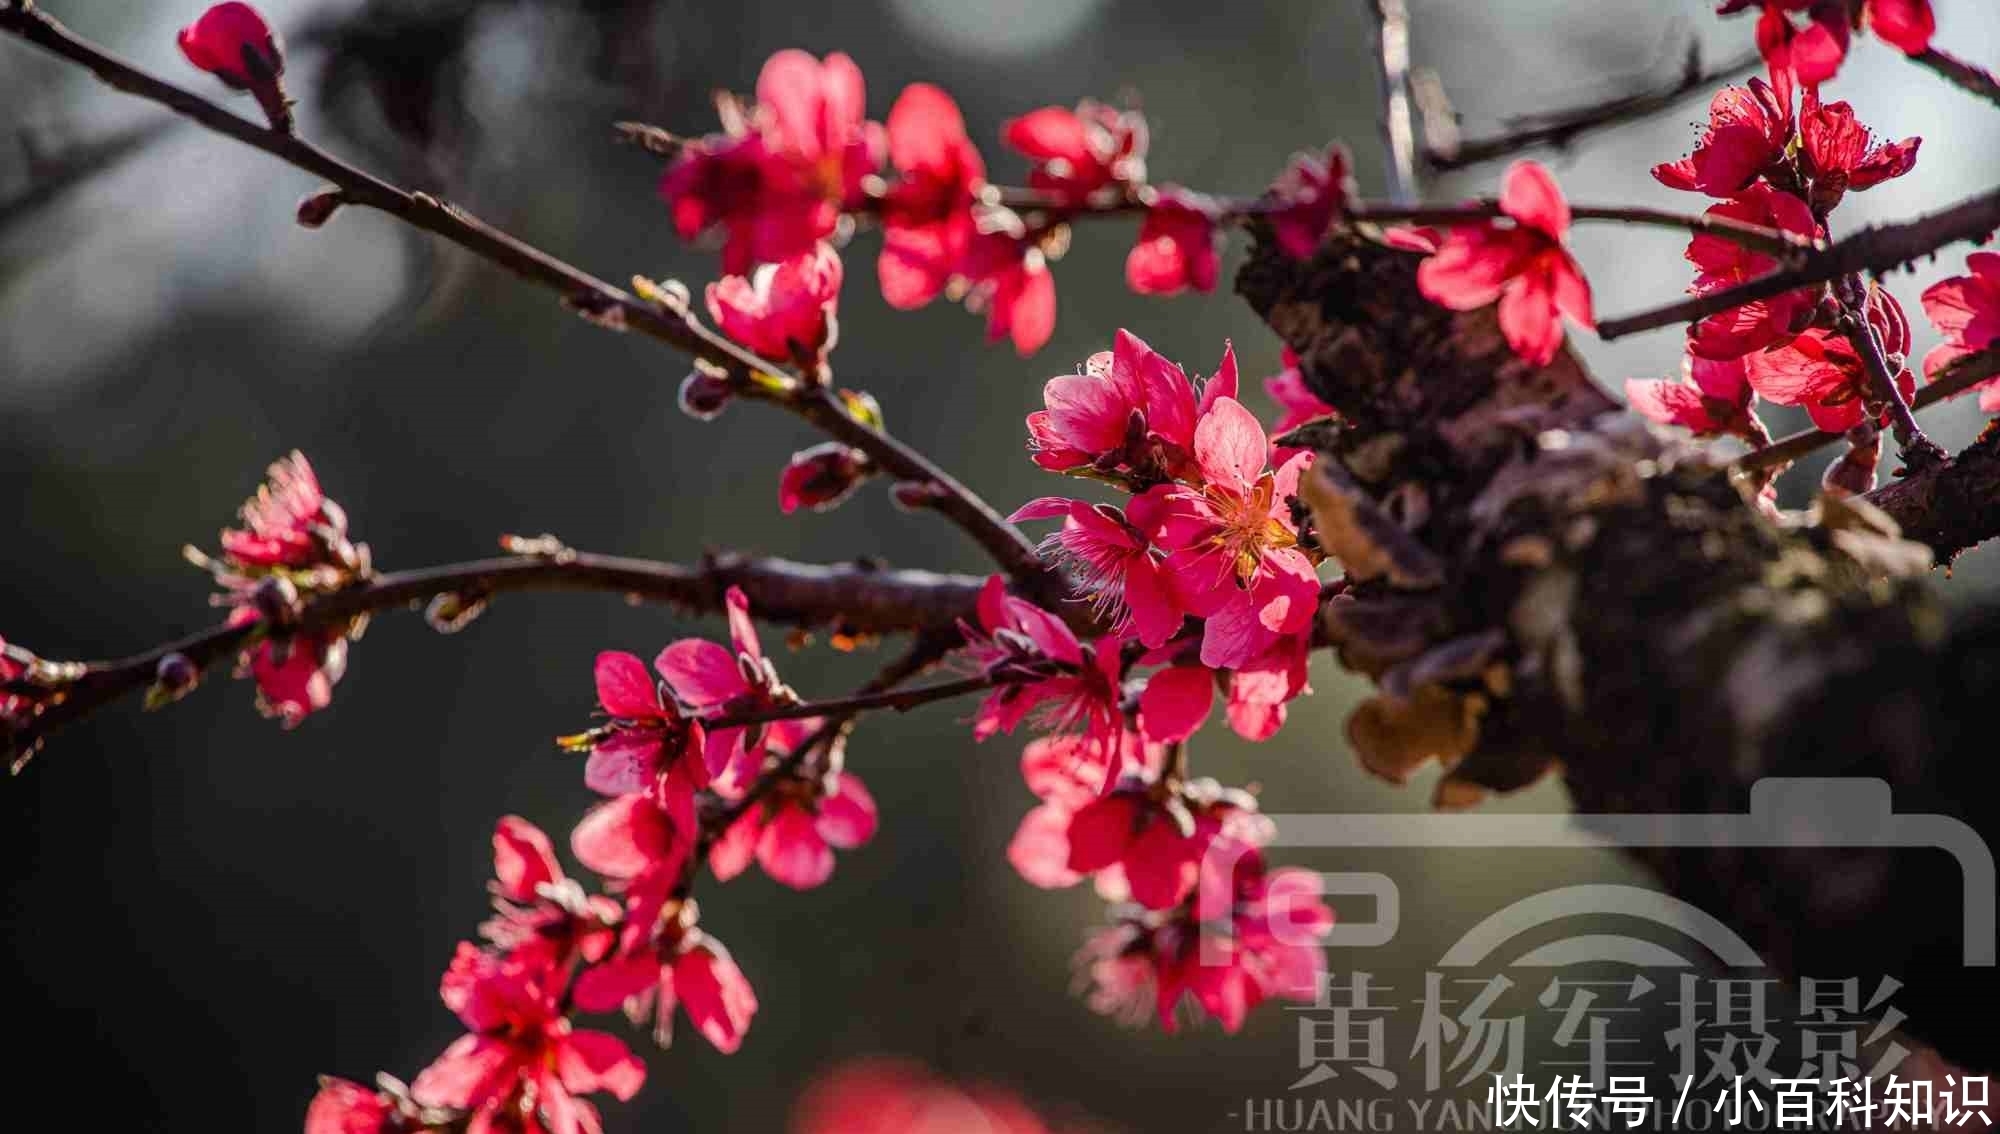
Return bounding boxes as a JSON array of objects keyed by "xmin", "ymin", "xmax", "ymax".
[
  {"xmin": 1911, "ymin": 47, "xmax": 2000, "ymax": 110},
  {"xmin": 1365, "ymin": 0, "xmax": 1419, "ymax": 204},
  {"xmin": 1420, "ymin": 43, "xmax": 1760, "ymax": 173},
  {"xmin": 0, "ymin": 3, "xmax": 1046, "ymax": 591},
  {"xmin": 1, "ymin": 549, "xmax": 999, "ymax": 771},
  {"xmin": 1598, "ymin": 185, "xmax": 2000, "ymax": 340}
]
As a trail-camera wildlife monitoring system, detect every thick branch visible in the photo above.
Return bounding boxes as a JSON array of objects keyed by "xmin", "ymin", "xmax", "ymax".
[
  {"xmin": 2, "ymin": 550, "xmax": 996, "ymax": 771},
  {"xmin": 0, "ymin": 4, "xmax": 1045, "ymax": 588},
  {"xmin": 1421, "ymin": 44, "xmax": 1759, "ymax": 173},
  {"xmin": 1598, "ymin": 185, "xmax": 2000, "ymax": 340},
  {"xmin": 1241, "ymin": 223, "xmax": 2000, "ymax": 1071}
]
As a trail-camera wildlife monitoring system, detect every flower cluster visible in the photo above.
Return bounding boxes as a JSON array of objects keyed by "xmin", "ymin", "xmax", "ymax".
[
  {"xmin": 656, "ymin": 51, "xmax": 1319, "ymax": 358},
  {"xmin": 187, "ymin": 452, "xmax": 371, "ymax": 726},
  {"xmin": 1629, "ymin": 60, "xmax": 1946, "ymax": 471}
]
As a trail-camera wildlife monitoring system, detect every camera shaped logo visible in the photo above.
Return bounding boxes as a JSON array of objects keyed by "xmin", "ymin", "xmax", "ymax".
[{"xmin": 1202, "ymin": 777, "xmax": 1995, "ymax": 968}]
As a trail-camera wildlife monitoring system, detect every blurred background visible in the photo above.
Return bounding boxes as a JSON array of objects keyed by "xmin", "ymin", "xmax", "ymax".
[{"xmin": 4, "ymin": 1, "xmax": 1999, "ymax": 1130}]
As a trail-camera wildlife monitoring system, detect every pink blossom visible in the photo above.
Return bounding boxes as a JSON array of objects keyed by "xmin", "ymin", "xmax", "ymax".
[
  {"xmin": 1920, "ymin": 252, "xmax": 2000, "ymax": 413},
  {"xmin": 1007, "ymin": 494, "xmax": 1182, "ymax": 648},
  {"xmin": 581, "ymin": 650, "xmax": 706, "ymax": 799},
  {"xmin": 660, "ymin": 51, "xmax": 883, "ymax": 273},
  {"xmin": 177, "ymin": 2, "xmax": 282, "ymax": 89},
  {"xmin": 1625, "ymin": 353, "xmax": 1762, "ymax": 440},
  {"xmin": 1414, "ymin": 161, "xmax": 1594, "ymax": 366},
  {"xmin": 571, "ymin": 792, "xmax": 694, "ymax": 933},
  {"xmin": 1025, "ymin": 330, "xmax": 1237, "ymax": 483},
  {"xmin": 1068, "ymin": 776, "xmax": 1270, "ymax": 912},
  {"xmin": 483, "ymin": 817, "xmax": 619, "ymax": 974},
  {"xmin": 708, "ymin": 770, "xmax": 878, "ymax": 890},
  {"xmin": 220, "ymin": 451, "xmax": 348, "ymax": 570},
  {"xmin": 1224, "ymin": 632, "xmax": 1311, "ymax": 742},
  {"xmin": 303, "ymin": 1078, "xmax": 392, "ymax": 1134},
  {"xmin": 1264, "ymin": 144, "xmax": 1355, "ymax": 261},
  {"xmin": 413, "ymin": 945, "xmax": 644, "ymax": 1132},
  {"xmin": 1651, "ymin": 72, "xmax": 1794, "ymax": 196},
  {"xmin": 961, "ymin": 577, "xmax": 1124, "ymax": 753},
  {"xmin": 1262, "ymin": 347, "xmax": 1336, "ymax": 436},
  {"xmin": 654, "ymin": 586, "xmax": 814, "ymax": 788},
  {"xmin": 958, "ymin": 231, "xmax": 1057, "ymax": 356},
  {"xmin": 232, "ymin": 608, "xmax": 347, "ymax": 728},
  {"xmin": 706, "ymin": 242, "xmax": 843, "ymax": 364},
  {"xmin": 1743, "ymin": 284, "xmax": 1915, "ymax": 432},
  {"xmin": 1156, "ymin": 399, "xmax": 1320, "ymax": 671},
  {"xmin": 1126, "ymin": 189, "xmax": 1221, "ymax": 296},
  {"xmin": 1001, "ymin": 102, "xmax": 1147, "ymax": 204},
  {"xmin": 878, "ymin": 84, "xmax": 985, "ymax": 311},
  {"xmin": 572, "ymin": 930, "xmax": 758, "ymax": 1054},
  {"xmin": 1684, "ymin": 185, "xmax": 1822, "ymax": 360}
]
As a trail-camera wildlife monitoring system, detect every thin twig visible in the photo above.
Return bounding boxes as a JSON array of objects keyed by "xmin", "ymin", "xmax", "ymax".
[
  {"xmin": 0, "ymin": 550, "xmax": 1002, "ymax": 771},
  {"xmin": 707, "ymin": 670, "xmax": 1020, "ymax": 730},
  {"xmin": 1734, "ymin": 350, "xmax": 2000, "ymax": 474},
  {"xmin": 0, "ymin": 4, "xmax": 1046, "ymax": 589},
  {"xmin": 1911, "ymin": 47, "xmax": 2000, "ymax": 110},
  {"xmin": 1598, "ymin": 185, "xmax": 2000, "ymax": 341},
  {"xmin": 1354, "ymin": 201, "xmax": 1818, "ymax": 258},
  {"xmin": 1421, "ymin": 43, "xmax": 1760, "ymax": 173},
  {"xmin": 1836, "ymin": 274, "xmax": 1943, "ymax": 468},
  {"xmin": 1365, "ymin": 0, "xmax": 1419, "ymax": 205}
]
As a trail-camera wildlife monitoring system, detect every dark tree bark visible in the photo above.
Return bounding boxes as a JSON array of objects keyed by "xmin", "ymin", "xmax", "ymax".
[{"xmin": 1239, "ymin": 227, "xmax": 1998, "ymax": 1073}]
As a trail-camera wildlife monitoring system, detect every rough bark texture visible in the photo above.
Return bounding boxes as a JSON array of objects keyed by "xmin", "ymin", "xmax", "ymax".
[{"xmin": 1240, "ymin": 228, "xmax": 1997, "ymax": 1072}]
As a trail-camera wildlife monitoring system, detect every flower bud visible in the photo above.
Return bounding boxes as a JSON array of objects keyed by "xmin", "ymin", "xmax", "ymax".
[
  {"xmin": 251, "ymin": 574, "xmax": 300, "ymax": 625},
  {"xmin": 296, "ymin": 187, "xmax": 346, "ymax": 229},
  {"xmin": 145, "ymin": 652, "xmax": 202, "ymax": 710},
  {"xmin": 779, "ymin": 443, "xmax": 870, "ymax": 514},
  {"xmin": 679, "ymin": 370, "xmax": 734, "ymax": 420},
  {"xmin": 1822, "ymin": 429, "xmax": 1882, "ymax": 500},
  {"xmin": 177, "ymin": 3, "xmax": 293, "ymax": 132},
  {"xmin": 891, "ymin": 479, "xmax": 951, "ymax": 511}
]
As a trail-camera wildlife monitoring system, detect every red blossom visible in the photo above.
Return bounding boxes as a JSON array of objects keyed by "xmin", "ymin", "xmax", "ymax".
[
  {"xmin": 1262, "ymin": 346, "xmax": 1337, "ymax": 436},
  {"xmin": 1721, "ymin": 0, "xmax": 1851, "ymax": 86},
  {"xmin": 1651, "ymin": 72, "xmax": 1794, "ymax": 197},
  {"xmin": 1001, "ymin": 101, "xmax": 1148, "ymax": 204},
  {"xmin": 1007, "ymin": 731, "xmax": 1155, "ymax": 889},
  {"xmin": 571, "ymin": 791, "xmax": 694, "ymax": 934},
  {"xmin": 572, "ymin": 930, "xmax": 759, "ymax": 1054},
  {"xmin": 1743, "ymin": 283, "xmax": 1915, "ymax": 432},
  {"xmin": 177, "ymin": 2, "xmax": 282, "ymax": 89},
  {"xmin": 1684, "ymin": 185, "xmax": 1823, "ymax": 360},
  {"xmin": 708, "ymin": 769, "xmax": 878, "ymax": 890},
  {"xmin": 878, "ymin": 84, "xmax": 986, "ymax": 311},
  {"xmin": 220, "ymin": 450, "xmax": 352, "ymax": 571},
  {"xmin": 412, "ymin": 945, "xmax": 644, "ymax": 1133},
  {"xmin": 1920, "ymin": 252, "xmax": 2000, "ymax": 413},
  {"xmin": 1224, "ymin": 632, "xmax": 1311, "ymax": 742},
  {"xmin": 1125, "ymin": 189, "xmax": 1222, "ymax": 297},
  {"xmin": 706, "ymin": 241, "xmax": 843, "ymax": 365},
  {"xmin": 1414, "ymin": 161, "xmax": 1594, "ymax": 366},
  {"xmin": 1626, "ymin": 353, "xmax": 1764, "ymax": 441},
  {"xmin": 484, "ymin": 817, "xmax": 620, "ymax": 975},
  {"xmin": 1264, "ymin": 144, "xmax": 1355, "ymax": 261},
  {"xmin": 1066, "ymin": 772, "xmax": 1269, "ymax": 912},
  {"xmin": 0, "ymin": 637, "xmax": 30, "ymax": 733},
  {"xmin": 1864, "ymin": 0, "xmax": 1936, "ymax": 55},
  {"xmin": 1798, "ymin": 90, "xmax": 1920, "ymax": 215}
]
